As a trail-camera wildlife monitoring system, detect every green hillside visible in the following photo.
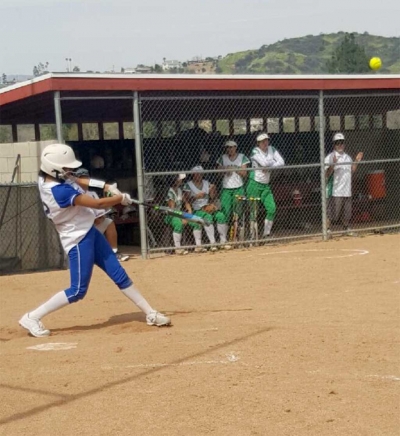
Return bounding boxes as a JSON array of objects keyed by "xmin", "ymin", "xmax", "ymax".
[{"xmin": 217, "ymin": 32, "xmax": 400, "ymax": 74}]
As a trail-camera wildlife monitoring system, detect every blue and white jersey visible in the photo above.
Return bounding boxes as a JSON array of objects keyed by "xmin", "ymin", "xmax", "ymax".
[
  {"xmin": 66, "ymin": 180, "xmax": 110, "ymax": 219},
  {"xmin": 38, "ymin": 176, "xmax": 95, "ymax": 253}
]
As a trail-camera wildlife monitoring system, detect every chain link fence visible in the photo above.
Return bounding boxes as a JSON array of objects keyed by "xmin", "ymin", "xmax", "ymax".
[
  {"xmin": 139, "ymin": 91, "xmax": 400, "ymax": 255},
  {"xmin": 1, "ymin": 90, "xmax": 398, "ymax": 264},
  {"xmin": 323, "ymin": 93, "xmax": 400, "ymax": 237},
  {"xmin": 0, "ymin": 183, "xmax": 65, "ymax": 275}
]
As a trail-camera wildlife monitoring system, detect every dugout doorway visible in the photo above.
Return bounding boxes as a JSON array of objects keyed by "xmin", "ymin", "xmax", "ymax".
[{"xmin": 67, "ymin": 139, "xmax": 141, "ymax": 247}]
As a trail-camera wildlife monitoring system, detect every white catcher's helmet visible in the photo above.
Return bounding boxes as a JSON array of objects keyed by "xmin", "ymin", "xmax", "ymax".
[{"xmin": 40, "ymin": 143, "xmax": 82, "ymax": 179}]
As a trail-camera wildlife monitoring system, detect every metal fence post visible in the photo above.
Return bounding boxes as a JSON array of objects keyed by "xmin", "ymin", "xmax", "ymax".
[
  {"xmin": 319, "ymin": 90, "xmax": 328, "ymax": 240},
  {"xmin": 54, "ymin": 91, "xmax": 63, "ymax": 143},
  {"xmin": 133, "ymin": 91, "xmax": 148, "ymax": 259}
]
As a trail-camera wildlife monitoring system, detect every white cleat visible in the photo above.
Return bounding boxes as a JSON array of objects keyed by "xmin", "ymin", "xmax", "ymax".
[
  {"xmin": 19, "ymin": 313, "xmax": 50, "ymax": 337},
  {"xmin": 194, "ymin": 247, "xmax": 207, "ymax": 253},
  {"xmin": 146, "ymin": 311, "xmax": 171, "ymax": 327},
  {"xmin": 116, "ymin": 253, "xmax": 130, "ymax": 262}
]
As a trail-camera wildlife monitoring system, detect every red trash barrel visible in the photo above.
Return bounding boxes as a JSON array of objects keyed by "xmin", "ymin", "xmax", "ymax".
[{"xmin": 366, "ymin": 170, "xmax": 386, "ymax": 199}]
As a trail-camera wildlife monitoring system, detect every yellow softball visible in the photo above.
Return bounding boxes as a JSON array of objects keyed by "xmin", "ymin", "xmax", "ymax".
[{"xmin": 369, "ymin": 57, "xmax": 382, "ymax": 71}]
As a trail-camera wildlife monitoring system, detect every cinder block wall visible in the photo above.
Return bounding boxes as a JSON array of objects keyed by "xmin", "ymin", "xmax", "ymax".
[{"xmin": 0, "ymin": 140, "xmax": 57, "ymax": 183}]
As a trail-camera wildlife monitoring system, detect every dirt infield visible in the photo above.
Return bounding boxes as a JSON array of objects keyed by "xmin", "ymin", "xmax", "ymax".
[{"xmin": 0, "ymin": 234, "xmax": 399, "ymax": 436}]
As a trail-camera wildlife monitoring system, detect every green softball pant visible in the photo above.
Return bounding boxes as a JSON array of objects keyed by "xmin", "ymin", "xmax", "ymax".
[
  {"xmin": 193, "ymin": 209, "xmax": 227, "ymax": 225},
  {"xmin": 164, "ymin": 216, "xmax": 200, "ymax": 232},
  {"xmin": 246, "ymin": 179, "xmax": 276, "ymax": 221},
  {"xmin": 220, "ymin": 187, "xmax": 245, "ymax": 224}
]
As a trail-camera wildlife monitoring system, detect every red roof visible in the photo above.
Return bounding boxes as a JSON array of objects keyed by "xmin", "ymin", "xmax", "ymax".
[
  {"xmin": 1, "ymin": 73, "xmax": 399, "ymax": 126},
  {"xmin": 1, "ymin": 73, "xmax": 399, "ymax": 107}
]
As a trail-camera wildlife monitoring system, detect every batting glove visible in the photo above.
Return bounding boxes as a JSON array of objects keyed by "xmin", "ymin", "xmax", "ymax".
[
  {"xmin": 106, "ymin": 183, "xmax": 122, "ymax": 196},
  {"xmin": 121, "ymin": 193, "xmax": 133, "ymax": 206}
]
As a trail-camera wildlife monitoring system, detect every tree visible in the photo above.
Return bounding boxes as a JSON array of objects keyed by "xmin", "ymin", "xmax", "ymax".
[
  {"xmin": 153, "ymin": 64, "xmax": 163, "ymax": 73},
  {"xmin": 33, "ymin": 62, "xmax": 49, "ymax": 77},
  {"xmin": 326, "ymin": 33, "xmax": 369, "ymax": 74},
  {"xmin": 72, "ymin": 66, "xmax": 80, "ymax": 72},
  {"xmin": 1, "ymin": 73, "xmax": 6, "ymax": 84}
]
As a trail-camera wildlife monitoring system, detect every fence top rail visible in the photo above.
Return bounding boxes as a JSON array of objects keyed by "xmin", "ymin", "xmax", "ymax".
[
  {"xmin": 143, "ymin": 159, "xmax": 400, "ymax": 176},
  {"xmin": 0, "ymin": 182, "xmax": 38, "ymax": 187}
]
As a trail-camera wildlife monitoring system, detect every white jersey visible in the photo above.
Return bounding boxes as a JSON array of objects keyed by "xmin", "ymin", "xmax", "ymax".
[
  {"xmin": 324, "ymin": 152, "xmax": 353, "ymax": 197},
  {"xmin": 217, "ymin": 153, "xmax": 250, "ymax": 189},
  {"xmin": 166, "ymin": 187, "xmax": 184, "ymax": 209},
  {"xmin": 67, "ymin": 180, "xmax": 110, "ymax": 219},
  {"xmin": 185, "ymin": 180, "xmax": 210, "ymax": 211},
  {"xmin": 85, "ymin": 190, "xmax": 111, "ymax": 218},
  {"xmin": 250, "ymin": 146, "xmax": 284, "ymax": 184},
  {"xmin": 38, "ymin": 176, "xmax": 95, "ymax": 254}
]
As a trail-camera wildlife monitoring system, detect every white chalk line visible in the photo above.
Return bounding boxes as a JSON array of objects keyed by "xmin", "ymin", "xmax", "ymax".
[
  {"xmin": 248, "ymin": 248, "xmax": 369, "ymax": 260},
  {"xmin": 306, "ymin": 369, "xmax": 400, "ymax": 382},
  {"xmin": 27, "ymin": 342, "xmax": 77, "ymax": 351},
  {"xmin": 367, "ymin": 375, "xmax": 400, "ymax": 382},
  {"xmin": 101, "ymin": 352, "xmax": 240, "ymax": 371}
]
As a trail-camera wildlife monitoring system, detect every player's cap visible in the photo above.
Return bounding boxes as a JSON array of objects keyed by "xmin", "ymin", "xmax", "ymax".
[
  {"xmin": 178, "ymin": 173, "xmax": 186, "ymax": 180},
  {"xmin": 333, "ymin": 133, "xmax": 345, "ymax": 142},
  {"xmin": 91, "ymin": 155, "xmax": 105, "ymax": 169},
  {"xmin": 75, "ymin": 167, "xmax": 90, "ymax": 178},
  {"xmin": 191, "ymin": 165, "xmax": 204, "ymax": 172},
  {"xmin": 256, "ymin": 133, "xmax": 269, "ymax": 142},
  {"xmin": 225, "ymin": 140, "xmax": 237, "ymax": 147}
]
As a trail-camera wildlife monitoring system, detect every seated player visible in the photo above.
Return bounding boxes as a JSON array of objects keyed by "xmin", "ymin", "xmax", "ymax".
[
  {"xmin": 165, "ymin": 173, "xmax": 197, "ymax": 255},
  {"xmin": 184, "ymin": 166, "xmax": 231, "ymax": 252}
]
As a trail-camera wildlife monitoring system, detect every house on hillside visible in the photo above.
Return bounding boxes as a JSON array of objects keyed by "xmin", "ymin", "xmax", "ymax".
[
  {"xmin": 162, "ymin": 60, "xmax": 182, "ymax": 71},
  {"xmin": 135, "ymin": 65, "xmax": 153, "ymax": 74},
  {"xmin": 123, "ymin": 67, "xmax": 137, "ymax": 74}
]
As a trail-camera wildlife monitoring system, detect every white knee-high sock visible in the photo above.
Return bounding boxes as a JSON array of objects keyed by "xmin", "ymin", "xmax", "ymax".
[
  {"xmin": 263, "ymin": 219, "xmax": 273, "ymax": 236},
  {"xmin": 120, "ymin": 284, "xmax": 153, "ymax": 315},
  {"xmin": 250, "ymin": 221, "xmax": 256, "ymax": 239},
  {"xmin": 173, "ymin": 232, "xmax": 182, "ymax": 248},
  {"xmin": 204, "ymin": 224, "xmax": 216, "ymax": 244},
  {"xmin": 239, "ymin": 226, "xmax": 245, "ymax": 241},
  {"xmin": 193, "ymin": 229, "xmax": 202, "ymax": 246},
  {"xmin": 29, "ymin": 291, "xmax": 70, "ymax": 320},
  {"xmin": 217, "ymin": 223, "xmax": 228, "ymax": 244}
]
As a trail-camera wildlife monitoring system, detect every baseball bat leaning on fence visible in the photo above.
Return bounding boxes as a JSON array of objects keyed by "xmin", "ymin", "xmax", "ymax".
[
  {"xmin": 129, "ymin": 199, "xmax": 211, "ymax": 227},
  {"xmin": 234, "ymin": 195, "xmax": 261, "ymax": 245},
  {"xmin": 230, "ymin": 205, "xmax": 239, "ymax": 243}
]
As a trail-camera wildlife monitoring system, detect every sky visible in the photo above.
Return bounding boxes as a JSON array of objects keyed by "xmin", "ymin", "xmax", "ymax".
[{"xmin": 1, "ymin": 0, "xmax": 399, "ymax": 75}]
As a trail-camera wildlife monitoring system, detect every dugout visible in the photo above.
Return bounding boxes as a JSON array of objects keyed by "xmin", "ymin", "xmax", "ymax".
[{"xmin": 1, "ymin": 73, "xmax": 399, "ymax": 263}]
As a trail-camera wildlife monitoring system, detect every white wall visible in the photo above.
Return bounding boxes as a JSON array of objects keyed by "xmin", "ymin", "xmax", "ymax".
[{"xmin": 0, "ymin": 140, "xmax": 57, "ymax": 183}]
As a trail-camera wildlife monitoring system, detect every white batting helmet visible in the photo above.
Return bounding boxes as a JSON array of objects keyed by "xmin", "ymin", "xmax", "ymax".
[{"xmin": 40, "ymin": 144, "xmax": 82, "ymax": 179}]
